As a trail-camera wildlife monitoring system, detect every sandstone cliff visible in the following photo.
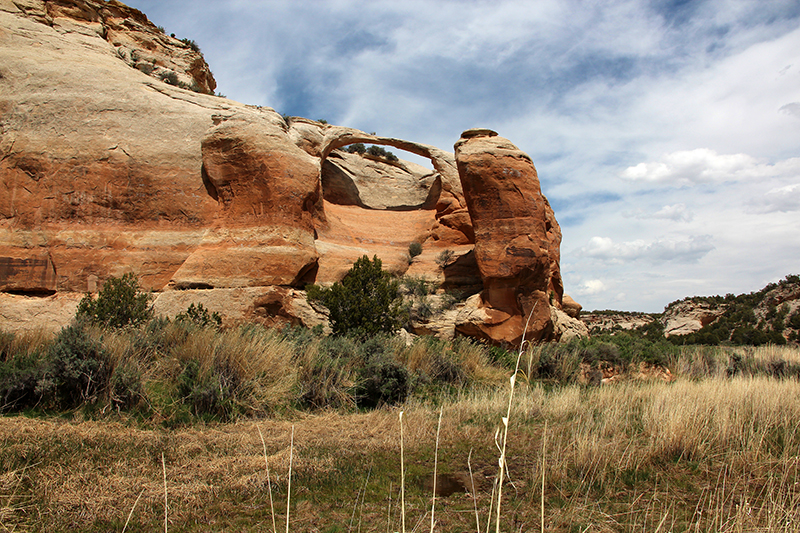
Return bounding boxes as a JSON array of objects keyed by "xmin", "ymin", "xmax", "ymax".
[{"xmin": 0, "ymin": 0, "xmax": 583, "ymax": 344}]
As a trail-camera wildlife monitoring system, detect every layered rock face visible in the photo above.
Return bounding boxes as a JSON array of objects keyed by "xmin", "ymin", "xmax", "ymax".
[
  {"xmin": 0, "ymin": 0, "xmax": 226, "ymax": 294},
  {"xmin": 172, "ymin": 113, "xmax": 322, "ymax": 289},
  {"xmin": 0, "ymin": 0, "xmax": 582, "ymax": 343},
  {"xmin": 453, "ymin": 129, "xmax": 570, "ymax": 345},
  {"xmin": 661, "ymin": 300, "xmax": 726, "ymax": 337},
  {"xmin": 581, "ymin": 313, "xmax": 659, "ymax": 335},
  {"xmin": 1, "ymin": 0, "xmax": 216, "ymax": 94}
]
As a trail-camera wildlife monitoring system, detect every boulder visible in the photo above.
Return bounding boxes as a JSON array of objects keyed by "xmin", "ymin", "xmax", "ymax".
[
  {"xmin": 552, "ymin": 307, "xmax": 589, "ymax": 343},
  {"xmin": 561, "ymin": 294, "xmax": 582, "ymax": 319},
  {"xmin": 454, "ymin": 129, "xmax": 565, "ymax": 345},
  {"xmin": 152, "ymin": 286, "xmax": 329, "ymax": 331}
]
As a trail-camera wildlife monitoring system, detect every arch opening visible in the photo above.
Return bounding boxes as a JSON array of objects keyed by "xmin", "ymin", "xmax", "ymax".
[{"xmin": 322, "ymin": 141, "xmax": 440, "ymax": 211}]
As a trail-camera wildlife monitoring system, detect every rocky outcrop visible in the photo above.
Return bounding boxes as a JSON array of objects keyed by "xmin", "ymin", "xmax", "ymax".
[
  {"xmin": 661, "ymin": 300, "xmax": 726, "ymax": 337},
  {"xmin": 0, "ymin": 0, "xmax": 234, "ymax": 294},
  {"xmin": 322, "ymin": 150, "xmax": 439, "ymax": 211},
  {"xmin": 578, "ymin": 361, "xmax": 673, "ymax": 386},
  {"xmin": 581, "ymin": 313, "xmax": 659, "ymax": 334},
  {"xmin": 315, "ymin": 126, "xmax": 474, "ymax": 247},
  {"xmin": 153, "ymin": 287, "xmax": 329, "ymax": 331},
  {"xmin": 0, "ymin": 0, "xmax": 215, "ymax": 94},
  {"xmin": 0, "ymin": 1, "xmax": 582, "ymax": 344},
  {"xmin": 561, "ymin": 294, "xmax": 582, "ymax": 319},
  {"xmin": 453, "ymin": 129, "xmax": 565, "ymax": 345},
  {"xmin": 552, "ymin": 307, "xmax": 589, "ymax": 342}
]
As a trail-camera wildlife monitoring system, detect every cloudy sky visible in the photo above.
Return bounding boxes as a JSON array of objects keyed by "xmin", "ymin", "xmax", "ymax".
[{"xmin": 127, "ymin": 0, "xmax": 800, "ymax": 312}]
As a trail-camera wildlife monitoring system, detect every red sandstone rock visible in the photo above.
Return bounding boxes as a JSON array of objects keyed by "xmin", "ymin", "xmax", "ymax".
[
  {"xmin": 561, "ymin": 294, "xmax": 582, "ymax": 319},
  {"xmin": 454, "ymin": 129, "xmax": 566, "ymax": 345},
  {"xmin": 0, "ymin": 2, "xmax": 581, "ymax": 343},
  {"xmin": 170, "ymin": 114, "xmax": 321, "ymax": 288}
]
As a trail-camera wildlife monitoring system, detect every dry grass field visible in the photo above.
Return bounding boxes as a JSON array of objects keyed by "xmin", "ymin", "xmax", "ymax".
[{"xmin": 3, "ymin": 343, "xmax": 800, "ymax": 532}]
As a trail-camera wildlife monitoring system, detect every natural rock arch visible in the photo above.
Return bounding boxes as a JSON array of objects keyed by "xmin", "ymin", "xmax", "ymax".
[{"xmin": 317, "ymin": 126, "xmax": 463, "ymax": 199}]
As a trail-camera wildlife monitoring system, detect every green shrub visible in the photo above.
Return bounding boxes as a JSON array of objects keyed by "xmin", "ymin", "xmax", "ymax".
[
  {"xmin": 408, "ymin": 241, "xmax": 422, "ymax": 259},
  {"xmin": 158, "ymin": 70, "xmax": 179, "ymax": 85},
  {"xmin": 345, "ymin": 143, "xmax": 366, "ymax": 154},
  {"xmin": 177, "ymin": 360, "xmax": 223, "ymax": 417},
  {"xmin": 401, "ymin": 276, "xmax": 430, "ymax": 298},
  {"xmin": 579, "ymin": 342, "xmax": 622, "ymax": 365},
  {"xmin": 176, "ymin": 303, "xmax": 222, "ymax": 329},
  {"xmin": 76, "ymin": 273, "xmax": 153, "ymax": 329},
  {"xmin": 42, "ymin": 325, "xmax": 110, "ymax": 408},
  {"xmin": 365, "ymin": 145, "xmax": 399, "ymax": 162},
  {"xmin": 789, "ymin": 310, "xmax": 800, "ymax": 330},
  {"xmin": 180, "ymin": 37, "xmax": 201, "ymax": 53},
  {"xmin": 435, "ymin": 249, "xmax": 455, "ymax": 268},
  {"xmin": 136, "ymin": 63, "xmax": 154, "ymax": 75},
  {"xmin": 0, "ymin": 326, "xmax": 110, "ymax": 411},
  {"xmin": 355, "ymin": 357, "xmax": 410, "ymax": 408},
  {"xmin": 0, "ymin": 349, "xmax": 45, "ymax": 411},
  {"xmin": 307, "ymin": 255, "xmax": 405, "ymax": 336},
  {"xmin": 109, "ymin": 363, "xmax": 143, "ymax": 411}
]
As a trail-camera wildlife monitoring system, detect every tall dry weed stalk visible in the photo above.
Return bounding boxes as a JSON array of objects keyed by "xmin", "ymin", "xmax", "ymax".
[
  {"xmin": 493, "ymin": 304, "xmax": 535, "ymax": 533},
  {"xmin": 286, "ymin": 425, "xmax": 294, "ymax": 533},
  {"xmin": 468, "ymin": 449, "xmax": 480, "ymax": 533},
  {"xmin": 430, "ymin": 405, "xmax": 443, "ymax": 533},
  {"xmin": 257, "ymin": 425, "xmax": 278, "ymax": 533},
  {"xmin": 121, "ymin": 489, "xmax": 144, "ymax": 533},
  {"xmin": 399, "ymin": 410, "xmax": 406, "ymax": 533},
  {"xmin": 161, "ymin": 452, "xmax": 168, "ymax": 533}
]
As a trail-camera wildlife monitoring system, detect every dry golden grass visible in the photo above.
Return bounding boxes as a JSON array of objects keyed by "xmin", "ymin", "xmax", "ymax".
[
  {"xmin": 90, "ymin": 324, "xmax": 300, "ymax": 417},
  {"xmin": 4, "ymin": 373, "xmax": 800, "ymax": 531},
  {"xmin": 3, "ymin": 337, "xmax": 800, "ymax": 532},
  {"xmin": 0, "ymin": 327, "xmax": 51, "ymax": 359}
]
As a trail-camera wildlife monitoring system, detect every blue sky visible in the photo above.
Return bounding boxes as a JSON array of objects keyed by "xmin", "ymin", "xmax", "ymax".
[{"xmin": 127, "ymin": 0, "xmax": 800, "ymax": 312}]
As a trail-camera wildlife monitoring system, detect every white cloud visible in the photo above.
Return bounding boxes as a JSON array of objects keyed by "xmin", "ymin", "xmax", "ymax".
[
  {"xmin": 577, "ymin": 279, "xmax": 608, "ymax": 296},
  {"xmin": 580, "ymin": 235, "xmax": 714, "ymax": 264},
  {"xmin": 620, "ymin": 150, "xmax": 800, "ymax": 185},
  {"xmin": 780, "ymin": 102, "xmax": 800, "ymax": 118},
  {"xmin": 749, "ymin": 183, "xmax": 800, "ymax": 213},
  {"xmin": 625, "ymin": 203, "xmax": 694, "ymax": 222}
]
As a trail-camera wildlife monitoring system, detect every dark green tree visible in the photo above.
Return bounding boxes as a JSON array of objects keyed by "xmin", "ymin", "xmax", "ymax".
[
  {"xmin": 76, "ymin": 273, "xmax": 154, "ymax": 329},
  {"xmin": 307, "ymin": 255, "xmax": 404, "ymax": 336}
]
